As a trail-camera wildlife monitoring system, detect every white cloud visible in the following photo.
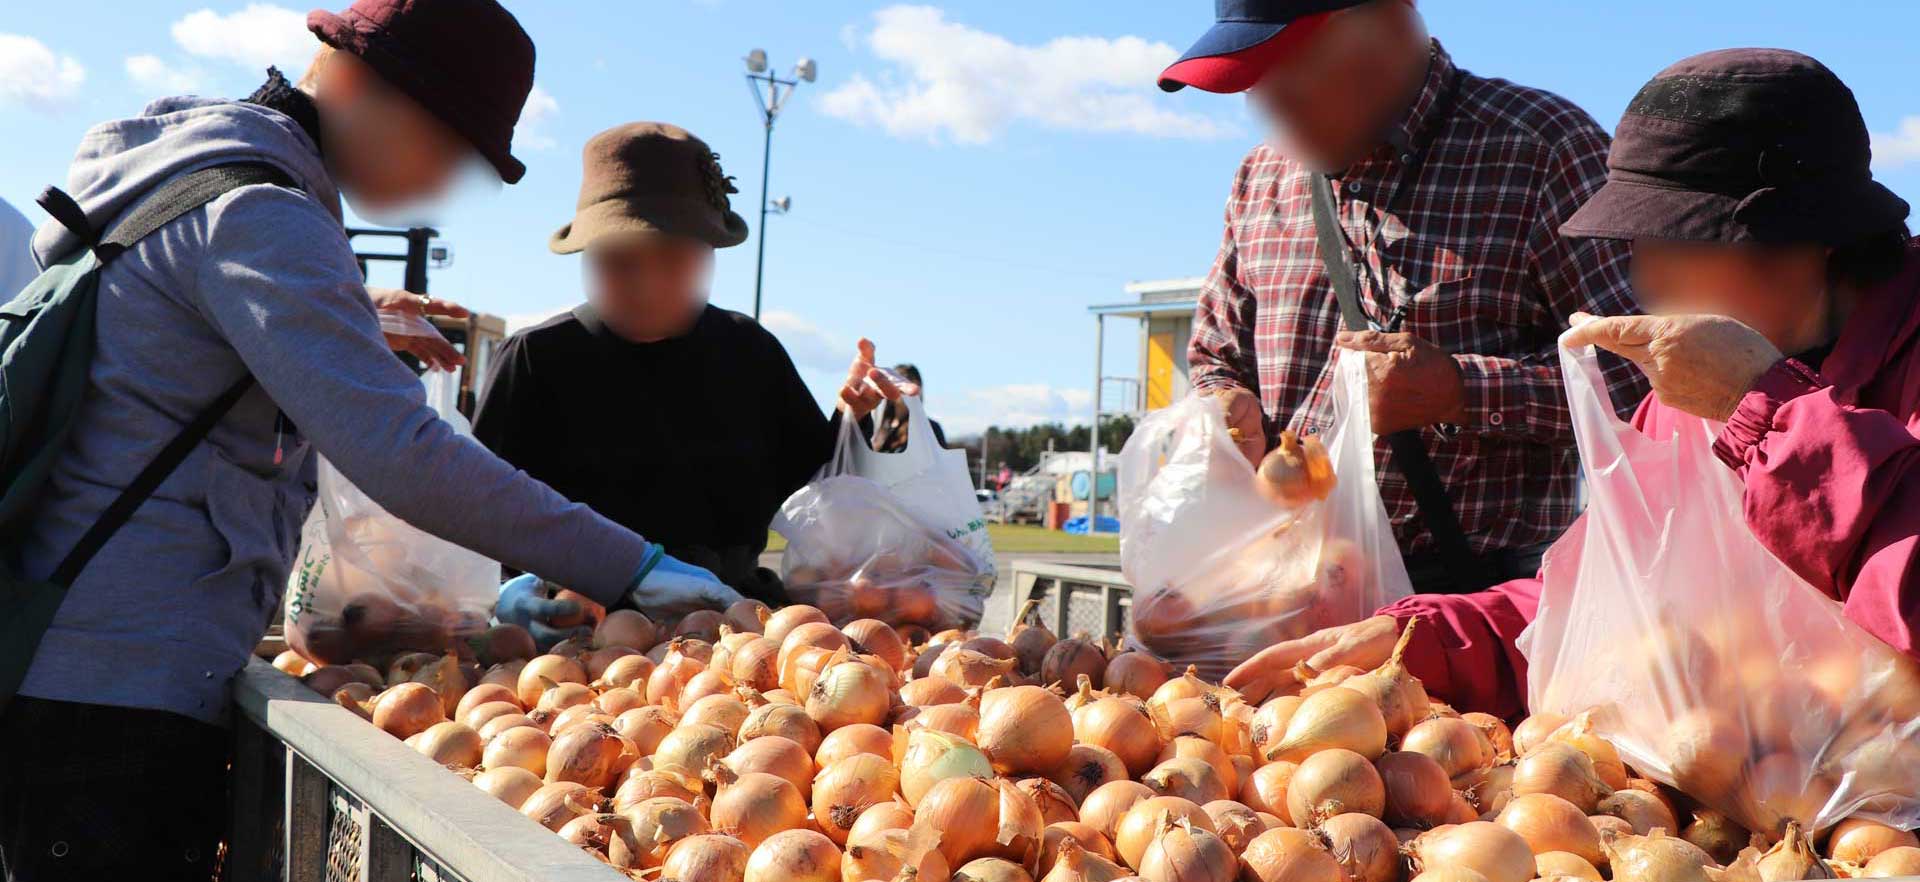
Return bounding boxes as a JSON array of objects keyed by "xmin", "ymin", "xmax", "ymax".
[
  {"xmin": 821, "ymin": 5, "xmax": 1235, "ymax": 144},
  {"xmin": 518, "ymin": 83, "xmax": 560, "ymax": 151},
  {"xmin": 939, "ymin": 382, "xmax": 1094, "ymax": 436},
  {"xmin": 171, "ymin": 4, "xmax": 314, "ymax": 72},
  {"xmin": 125, "ymin": 54, "xmax": 204, "ymax": 94},
  {"xmin": 761, "ymin": 310, "xmax": 846, "ymax": 374},
  {"xmin": 0, "ymin": 33, "xmax": 86, "ymax": 110},
  {"xmin": 1872, "ymin": 116, "xmax": 1920, "ymax": 171}
]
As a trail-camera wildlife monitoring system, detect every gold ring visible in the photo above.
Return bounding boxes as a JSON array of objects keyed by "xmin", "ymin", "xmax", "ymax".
[{"xmin": 418, "ymin": 293, "xmax": 432, "ymax": 309}]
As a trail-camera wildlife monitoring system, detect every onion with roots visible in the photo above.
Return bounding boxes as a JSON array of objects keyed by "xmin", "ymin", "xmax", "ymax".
[
  {"xmin": 709, "ymin": 766, "xmax": 809, "ymax": 850},
  {"xmin": 483, "ymin": 725, "xmax": 551, "ymax": 775},
  {"xmin": 1240, "ymin": 760, "xmax": 1299, "ymax": 824},
  {"xmin": 1402, "ymin": 717, "xmax": 1494, "ymax": 780},
  {"xmin": 1510, "ymin": 743, "xmax": 1611, "ymax": 814},
  {"xmin": 744, "ymin": 828, "xmax": 841, "ymax": 882},
  {"xmin": 1105, "ymin": 652, "xmax": 1171, "ymax": 701},
  {"xmin": 520, "ymin": 781, "xmax": 600, "ymax": 831},
  {"xmin": 1377, "ymin": 750, "xmax": 1453, "ymax": 828},
  {"xmin": 1075, "ymin": 696, "xmax": 1164, "ymax": 778},
  {"xmin": 1268, "ymin": 687, "xmax": 1387, "ymax": 762},
  {"xmin": 651, "ymin": 722, "xmax": 733, "ymax": 777},
  {"xmin": 1679, "ymin": 811, "xmax": 1746, "ymax": 867},
  {"xmin": 1288, "ymin": 748, "xmax": 1385, "ymax": 824},
  {"xmin": 1044, "ymin": 837, "xmax": 1130, "ymax": 882},
  {"xmin": 1138, "ymin": 815, "xmax": 1236, "ymax": 882},
  {"xmin": 901, "ymin": 675, "xmax": 967, "ymax": 707},
  {"xmin": 1597, "ymin": 790, "xmax": 1677, "ymax": 837},
  {"xmin": 664, "ymin": 834, "xmax": 751, "ymax": 882},
  {"xmin": 1052, "ymin": 743, "xmax": 1129, "ymax": 804},
  {"xmin": 473, "ymin": 766, "xmax": 543, "ymax": 809},
  {"xmin": 613, "ymin": 797, "xmax": 708, "ymax": 870},
  {"xmin": 813, "ymin": 753, "xmax": 902, "ymax": 844},
  {"xmin": 1340, "ymin": 621, "xmax": 1431, "ymax": 738},
  {"xmin": 1143, "ymin": 757, "xmax": 1231, "ymax": 805},
  {"xmin": 1536, "ymin": 852, "xmax": 1602, "ymax": 881},
  {"xmin": 1319, "ymin": 812, "xmax": 1400, "ymax": 882},
  {"xmin": 1828, "ymin": 818, "xmax": 1919, "ymax": 864},
  {"xmin": 1602, "ymin": 829, "xmax": 1716, "ymax": 882},
  {"xmin": 545, "ymin": 722, "xmax": 630, "ymax": 790},
  {"xmin": 1114, "ymin": 796, "xmax": 1214, "ymax": 870},
  {"xmin": 1080, "ymin": 780, "xmax": 1156, "ymax": 840},
  {"xmin": 372, "ymin": 683, "xmax": 446, "ymax": 739},
  {"xmin": 979, "ymin": 685, "xmax": 1075, "ymax": 775},
  {"xmin": 723, "ymin": 735, "xmax": 814, "ymax": 794},
  {"xmin": 517, "ymin": 654, "xmax": 588, "ymax": 708},
  {"xmin": 1240, "ymin": 827, "xmax": 1347, "ymax": 882},
  {"xmin": 1864, "ymin": 846, "xmax": 1920, "ymax": 877},
  {"xmin": 899, "ymin": 728, "xmax": 995, "ymax": 807},
  {"xmin": 816, "ymin": 722, "xmax": 893, "ymax": 768},
  {"xmin": 1410, "ymin": 822, "xmax": 1536, "ymax": 882},
  {"xmin": 1495, "ymin": 793, "xmax": 1603, "ymax": 867}
]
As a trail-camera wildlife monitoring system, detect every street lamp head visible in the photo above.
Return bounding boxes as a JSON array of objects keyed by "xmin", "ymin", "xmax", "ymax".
[
  {"xmin": 745, "ymin": 48, "xmax": 768, "ymax": 73},
  {"xmin": 794, "ymin": 57, "xmax": 817, "ymax": 83}
]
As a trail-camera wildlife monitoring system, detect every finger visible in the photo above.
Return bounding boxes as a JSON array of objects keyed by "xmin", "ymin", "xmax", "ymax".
[
  {"xmin": 857, "ymin": 338, "xmax": 875, "ymax": 365},
  {"xmin": 1335, "ymin": 329, "xmax": 1390, "ymax": 352},
  {"xmin": 528, "ymin": 622, "xmax": 591, "ymax": 650},
  {"xmin": 408, "ymin": 337, "xmax": 466, "ymax": 370},
  {"xmin": 866, "ymin": 368, "xmax": 903, "ymax": 401},
  {"xmin": 422, "ymin": 298, "xmax": 471, "ymax": 318},
  {"xmin": 526, "ymin": 597, "xmax": 582, "ymax": 622},
  {"xmin": 1562, "ymin": 314, "xmax": 1661, "ymax": 353}
]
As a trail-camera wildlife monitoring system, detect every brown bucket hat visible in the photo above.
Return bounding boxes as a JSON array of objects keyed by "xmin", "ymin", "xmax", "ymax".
[
  {"xmin": 1562, "ymin": 48, "xmax": 1908, "ymax": 245},
  {"xmin": 550, "ymin": 123, "xmax": 750, "ymax": 254}
]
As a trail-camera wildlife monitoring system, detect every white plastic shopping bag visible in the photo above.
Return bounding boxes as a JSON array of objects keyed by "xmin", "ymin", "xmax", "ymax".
[
  {"xmin": 285, "ymin": 370, "xmax": 501, "ymax": 664},
  {"xmin": 1119, "ymin": 350, "xmax": 1412, "ymax": 680},
  {"xmin": 1520, "ymin": 340, "xmax": 1920, "ymax": 835},
  {"xmin": 773, "ymin": 393, "xmax": 995, "ymax": 630}
]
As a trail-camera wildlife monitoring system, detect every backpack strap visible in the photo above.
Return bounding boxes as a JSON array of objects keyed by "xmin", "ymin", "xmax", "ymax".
[{"xmin": 34, "ymin": 163, "xmax": 293, "ymax": 266}]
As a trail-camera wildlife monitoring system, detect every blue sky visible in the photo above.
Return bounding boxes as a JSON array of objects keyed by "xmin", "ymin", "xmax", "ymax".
[{"xmin": 4, "ymin": 1, "xmax": 1919, "ymax": 435}]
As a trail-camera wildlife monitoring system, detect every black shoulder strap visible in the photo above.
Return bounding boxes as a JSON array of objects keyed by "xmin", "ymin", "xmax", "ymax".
[
  {"xmin": 43, "ymin": 162, "xmax": 293, "ymax": 586},
  {"xmin": 1309, "ymin": 172, "xmax": 1500, "ymax": 593}
]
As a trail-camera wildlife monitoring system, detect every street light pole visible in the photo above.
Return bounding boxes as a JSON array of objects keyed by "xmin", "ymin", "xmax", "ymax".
[{"xmin": 744, "ymin": 51, "xmax": 816, "ymax": 322}]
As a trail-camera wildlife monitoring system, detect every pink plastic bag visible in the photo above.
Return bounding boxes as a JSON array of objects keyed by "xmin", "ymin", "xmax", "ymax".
[
  {"xmin": 1521, "ymin": 340, "xmax": 1920, "ymax": 835},
  {"xmin": 1118, "ymin": 351, "xmax": 1412, "ymax": 681}
]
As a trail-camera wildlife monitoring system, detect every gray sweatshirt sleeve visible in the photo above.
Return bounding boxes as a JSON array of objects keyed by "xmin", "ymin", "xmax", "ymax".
[{"xmin": 192, "ymin": 184, "xmax": 649, "ymax": 605}]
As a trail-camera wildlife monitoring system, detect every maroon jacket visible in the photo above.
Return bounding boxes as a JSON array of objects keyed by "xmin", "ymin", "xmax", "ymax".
[{"xmin": 1382, "ymin": 241, "xmax": 1920, "ymax": 719}]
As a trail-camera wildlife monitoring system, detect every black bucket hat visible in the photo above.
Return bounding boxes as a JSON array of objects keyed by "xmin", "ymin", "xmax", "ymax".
[{"xmin": 1562, "ymin": 48, "xmax": 1908, "ymax": 245}]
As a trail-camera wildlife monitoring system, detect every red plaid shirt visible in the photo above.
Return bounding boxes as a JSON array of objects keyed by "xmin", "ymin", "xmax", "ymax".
[{"xmin": 1189, "ymin": 42, "xmax": 1650, "ymax": 557}]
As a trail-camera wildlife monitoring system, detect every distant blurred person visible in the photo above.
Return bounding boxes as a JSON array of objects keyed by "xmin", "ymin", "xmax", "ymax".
[{"xmin": 872, "ymin": 362, "xmax": 949, "ymax": 452}]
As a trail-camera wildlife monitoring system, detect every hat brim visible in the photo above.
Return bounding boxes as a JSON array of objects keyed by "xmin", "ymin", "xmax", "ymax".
[
  {"xmin": 550, "ymin": 196, "xmax": 749, "ymax": 254},
  {"xmin": 1563, "ymin": 176, "xmax": 1913, "ymax": 245},
  {"xmin": 1159, "ymin": 2, "xmax": 1356, "ymax": 93}
]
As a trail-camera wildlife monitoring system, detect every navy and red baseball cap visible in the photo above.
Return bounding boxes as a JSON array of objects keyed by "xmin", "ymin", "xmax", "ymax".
[{"xmin": 1159, "ymin": 0, "xmax": 1379, "ymax": 93}]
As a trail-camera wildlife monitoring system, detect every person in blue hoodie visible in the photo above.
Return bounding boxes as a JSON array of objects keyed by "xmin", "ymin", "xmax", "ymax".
[{"xmin": 0, "ymin": 2, "xmax": 744, "ymax": 878}]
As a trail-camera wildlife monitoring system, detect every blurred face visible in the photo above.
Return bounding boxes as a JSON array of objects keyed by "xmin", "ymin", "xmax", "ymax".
[
  {"xmin": 585, "ymin": 235, "xmax": 715, "ymax": 341},
  {"xmin": 1630, "ymin": 239, "xmax": 1830, "ymax": 347},
  {"xmin": 1247, "ymin": 1, "xmax": 1426, "ymax": 172},
  {"xmin": 311, "ymin": 52, "xmax": 476, "ymax": 212}
]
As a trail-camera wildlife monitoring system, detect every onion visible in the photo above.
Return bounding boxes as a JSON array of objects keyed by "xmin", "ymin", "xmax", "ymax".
[
  {"xmin": 1828, "ymin": 818, "xmax": 1919, "ymax": 864},
  {"xmin": 1377, "ymin": 750, "xmax": 1454, "ymax": 828},
  {"xmin": 955, "ymin": 857, "xmax": 1034, "ymax": 882},
  {"xmin": 461, "ymin": 699, "xmax": 523, "ymax": 733},
  {"xmin": 1052, "ymin": 743, "xmax": 1129, "ymax": 805},
  {"xmin": 1115, "ymin": 796, "xmax": 1213, "ymax": 870},
  {"xmin": 1289, "ymin": 748, "xmax": 1386, "ymax": 823},
  {"xmin": 1496, "ymin": 793, "xmax": 1603, "ymax": 866},
  {"xmin": 478, "ymin": 712, "xmax": 537, "ymax": 741},
  {"xmin": 1864, "ymin": 846, "xmax": 1920, "ymax": 878},
  {"xmin": 1755, "ymin": 822, "xmax": 1836, "ymax": 881},
  {"xmin": 708, "ymin": 766, "xmax": 809, "ymax": 849},
  {"xmin": 936, "ymin": 648, "xmax": 1020, "ymax": 689},
  {"xmin": 1403, "ymin": 717, "xmax": 1493, "ymax": 780},
  {"xmin": 913, "ymin": 776, "xmax": 1004, "ymax": 867},
  {"xmin": 480, "ymin": 660, "xmax": 524, "ymax": 691},
  {"xmin": 1081, "ymin": 780, "xmax": 1156, "ymax": 840},
  {"xmin": 745, "ymin": 828, "xmax": 841, "ymax": 882},
  {"xmin": 1042, "ymin": 638, "xmax": 1107, "ymax": 689},
  {"xmin": 901, "ymin": 676, "xmax": 967, "ymax": 707},
  {"xmin": 647, "ymin": 648, "xmax": 707, "ymax": 706},
  {"xmin": 723, "ymin": 599, "xmax": 771, "ymax": 634},
  {"xmin": 1510, "ymin": 743, "xmax": 1611, "ymax": 814},
  {"xmin": 1105, "ymin": 653, "xmax": 1171, "ymax": 701},
  {"xmin": 846, "ymin": 824, "xmax": 948, "ymax": 882},
  {"xmin": 1018, "ymin": 777, "xmax": 1082, "ymax": 826},
  {"xmin": 1340, "ymin": 621, "xmax": 1430, "ymax": 738},
  {"xmin": 813, "ymin": 753, "xmax": 901, "ymax": 844},
  {"xmin": 781, "ymin": 621, "xmax": 851, "ymax": 670},
  {"xmin": 483, "ymin": 725, "xmax": 551, "ymax": 775},
  {"xmin": 1589, "ymin": 815, "xmax": 1634, "ymax": 841},
  {"xmin": 1665, "ymin": 710, "xmax": 1747, "ymax": 804},
  {"xmin": 559, "ymin": 811, "xmax": 627, "ymax": 857},
  {"xmin": 595, "ymin": 609, "xmax": 658, "ymax": 650},
  {"xmin": 471, "ymin": 623, "xmax": 538, "ymax": 665},
  {"xmin": 1240, "ymin": 827, "xmax": 1347, "ymax": 882},
  {"xmin": 765, "ymin": 605, "xmax": 830, "ymax": 645},
  {"xmin": 1240, "ymin": 760, "xmax": 1299, "ymax": 823},
  {"xmin": 980, "ymin": 685, "xmax": 1075, "ymax": 775},
  {"xmin": 613, "ymin": 768, "xmax": 701, "ymax": 811},
  {"xmin": 1542, "ymin": 714, "xmax": 1628, "ymax": 791},
  {"xmin": 816, "ymin": 722, "xmax": 893, "ymax": 768},
  {"xmin": 806, "ymin": 656, "xmax": 893, "ymax": 732},
  {"xmin": 1074, "ymin": 696, "xmax": 1164, "ymax": 778},
  {"xmin": 456, "ymin": 683, "xmax": 521, "ymax": 720},
  {"xmin": 608, "ymin": 797, "xmax": 706, "ymax": 869},
  {"xmin": 1150, "ymin": 667, "xmax": 1216, "ymax": 712},
  {"xmin": 1320, "ymin": 812, "xmax": 1401, "ymax": 882},
  {"xmin": 1410, "ymin": 822, "xmax": 1535, "ymax": 882},
  {"xmin": 1268, "ymin": 687, "xmax": 1387, "ymax": 762},
  {"xmin": 1410, "ymin": 871, "xmax": 1491, "ymax": 882},
  {"xmin": 1010, "ymin": 608, "xmax": 1058, "ymax": 676},
  {"xmin": 520, "ymin": 781, "xmax": 600, "ymax": 831},
  {"xmin": 612, "ymin": 705, "xmax": 676, "ymax": 755},
  {"xmin": 1460, "ymin": 713, "xmax": 1513, "ymax": 764},
  {"xmin": 1201, "ymin": 800, "xmax": 1266, "ymax": 853},
  {"xmin": 1043, "ymin": 820, "xmax": 1118, "ymax": 866},
  {"xmin": 1138, "ymin": 815, "xmax": 1235, "ymax": 882},
  {"xmin": 474, "ymin": 766, "xmax": 543, "ymax": 809},
  {"xmin": 838, "ymin": 619, "xmax": 904, "ymax": 672},
  {"xmin": 1155, "ymin": 695, "xmax": 1228, "ymax": 747},
  {"xmin": 652, "ymin": 722, "xmax": 734, "ymax": 776},
  {"xmin": 1161, "ymin": 736, "xmax": 1237, "ymax": 795},
  {"xmin": 372, "ymin": 682, "xmax": 446, "ymax": 739},
  {"xmin": 592, "ymin": 686, "xmax": 643, "ymax": 717},
  {"xmin": 599, "ymin": 654, "xmax": 656, "ymax": 690},
  {"xmin": 1511, "ymin": 714, "xmax": 1567, "ymax": 757},
  {"xmin": 1601, "ymin": 829, "xmax": 1715, "ymax": 882},
  {"xmin": 727, "ymin": 637, "xmax": 781, "ymax": 692},
  {"xmin": 1144, "ymin": 757, "xmax": 1230, "ymax": 805},
  {"xmin": 1044, "ymin": 838, "xmax": 1130, "ymax": 882},
  {"xmin": 535, "ymin": 681, "xmax": 595, "ymax": 716},
  {"xmin": 681, "ymin": 668, "xmax": 737, "ymax": 706},
  {"xmin": 1598, "ymin": 790, "xmax": 1677, "ymax": 837},
  {"xmin": 909, "ymin": 692, "xmax": 983, "ymax": 741},
  {"xmin": 722, "ymin": 734, "xmax": 813, "ymax": 793},
  {"xmin": 517, "ymin": 654, "xmax": 588, "ymax": 708},
  {"xmin": 673, "ymin": 609, "xmax": 724, "ymax": 643},
  {"xmin": 545, "ymin": 721, "xmax": 630, "ymax": 790},
  {"xmin": 1250, "ymin": 696, "xmax": 1304, "ymax": 758},
  {"xmin": 1536, "ymin": 852, "xmax": 1602, "ymax": 880},
  {"xmin": 900, "ymin": 728, "xmax": 995, "ymax": 807},
  {"xmin": 664, "ymin": 833, "xmax": 751, "ymax": 882}
]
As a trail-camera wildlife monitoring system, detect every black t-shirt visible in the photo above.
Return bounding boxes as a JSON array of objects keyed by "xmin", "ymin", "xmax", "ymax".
[{"xmin": 472, "ymin": 304, "xmax": 834, "ymax": 602}]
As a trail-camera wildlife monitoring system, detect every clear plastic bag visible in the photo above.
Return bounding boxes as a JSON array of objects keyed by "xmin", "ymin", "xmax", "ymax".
[
  {"xmin": 772, "ymin": 394, "xmax": 995, "ymax": 631},
  {"xmin": 1118, "ymin": 350, "xmax": 1412, "ymax": 680},
  {"xmin": 1520, "ymin": 341, "xmax": 1920, "ymax": 835},
  {"xmin": 285, "ymin": 370, "xmax": 501, "ymax": 664}
]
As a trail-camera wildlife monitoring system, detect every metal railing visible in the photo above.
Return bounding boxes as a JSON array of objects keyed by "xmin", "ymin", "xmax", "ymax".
[
  {"xmin": 1006, "ymin": 560, "xmax": 1134, "ymax": 644},
  {"xmin": 226, "ymin": 658, "xmax": 627, "ymax": 882}
]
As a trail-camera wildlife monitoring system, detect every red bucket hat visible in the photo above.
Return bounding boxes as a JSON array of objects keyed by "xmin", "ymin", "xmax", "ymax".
[{"xmin": 308, "ymin": 0, "xmax": 536, "ymax": 184}]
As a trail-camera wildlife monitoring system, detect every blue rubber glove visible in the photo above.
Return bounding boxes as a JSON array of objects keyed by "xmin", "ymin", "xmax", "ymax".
[
  {"xmin": 627, "ymin": 545, "xmax": 745, "ymax": 618},
  {"xmin": 495, "ymin": 573, "xmax": 594, "ymax": 650}
]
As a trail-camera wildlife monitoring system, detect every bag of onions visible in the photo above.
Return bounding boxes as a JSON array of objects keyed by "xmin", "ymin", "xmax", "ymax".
[
  {"xmin": 1521, "ymin": 342, "xmax": 1920, "ymax": 835},
  {"xmin": 285, "ymin": 371, "xmax": 501, "ymax": 665},
  {"xmin": 772, "ymin": 390, "xmax": 994, "ymax": 630},
  {"xmin": 1116, "ymin": 349, "xmax": 1411, "ymax": 680}
]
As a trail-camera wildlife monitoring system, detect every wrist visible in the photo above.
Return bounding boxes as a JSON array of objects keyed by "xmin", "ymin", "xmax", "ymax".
[{"xmin": 629, "ymin": 544, "xmax": 666, "ymax": 591}]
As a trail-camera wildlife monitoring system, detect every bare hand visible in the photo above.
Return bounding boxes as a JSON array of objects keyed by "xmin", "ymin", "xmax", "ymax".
[
  {"xmin": 837, "ymin": 338, "xmax": 917, "ymax": 419},
  {"xmin": 370, "ymin": 286, "xmax": 471, "ymax": 372},
  {"xmin": 1563, "ymin": 312, "xmax": 1782, "ymax": 421},
  {"xmin": 1210, "ymin": 387, "xmax": 1268, "ymax": 466},
  {"xmin": 1224, "ymin": 614, "xmax": 1399, "ymax": 704},
  {"xmin": 1335, "ymin": 331, "xmax": 1466, "ymax": 434}
]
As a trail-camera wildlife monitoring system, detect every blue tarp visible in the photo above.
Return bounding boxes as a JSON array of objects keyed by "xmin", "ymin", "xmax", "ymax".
[{"xmin": 1062, "ymin": 515, "xmax": 1120, "ymax": 535}]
